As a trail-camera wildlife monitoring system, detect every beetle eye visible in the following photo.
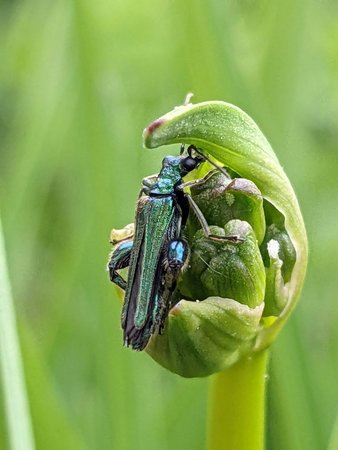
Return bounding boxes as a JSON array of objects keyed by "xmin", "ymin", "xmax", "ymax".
[{"xmin": 181, "ymin": 156, "xmax": 200, "ymax": 172}]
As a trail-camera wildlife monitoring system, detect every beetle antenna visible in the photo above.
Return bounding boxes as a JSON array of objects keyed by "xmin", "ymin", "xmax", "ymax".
[{"xmin": 187, "ymin": 145, "xmax": 230, "ymax": 178}]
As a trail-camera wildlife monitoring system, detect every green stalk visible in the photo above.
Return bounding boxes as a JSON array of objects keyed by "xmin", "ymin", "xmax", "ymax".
[
  {"xmin": 0, "ymin": 216, "xmax": 36, "ymax": 450},
  {"xmin": 328, "ymin": 412, "xmax": 338, "ymax": 450},
  {"xmin": 206, "ymin": 350, "xmax": 269, "ymax": 450}
]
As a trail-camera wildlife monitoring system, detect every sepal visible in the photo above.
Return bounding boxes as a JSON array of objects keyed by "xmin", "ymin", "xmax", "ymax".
[{"xmin": 147, "ymin": 298, "xmax": 264, "ymax": 377}]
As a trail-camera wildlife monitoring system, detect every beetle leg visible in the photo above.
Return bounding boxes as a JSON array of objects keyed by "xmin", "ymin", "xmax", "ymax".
[
  {"xmin": 108, "ymin": 239, "xmax": 133, "ymax": 290},
  {"xmin": 163, "ymin": 239, "xmax": 190, "ymax": 276},
  {"xmin": 141, "ymin": 174, "xmax": 159, "ymax": 196},
  {"xmin": 177, "ymin": 169, "xmax": 218, "ymax": 191},
  {"xmin": 155, "ymin": 239, "xmax": 190, "ymax": 334},
  {"xmin": 142, "ymin": 173, "xmax": 158, "ymax": 188},
  {"xmin": 185, "ymin": 194, "xmax": 243, "ymax": 243}
]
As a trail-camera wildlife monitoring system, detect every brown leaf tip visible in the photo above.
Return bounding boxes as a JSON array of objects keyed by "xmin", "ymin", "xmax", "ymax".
[{"xmin": 145, "ymin": 118, "xmax": 164, "ymax": 135}]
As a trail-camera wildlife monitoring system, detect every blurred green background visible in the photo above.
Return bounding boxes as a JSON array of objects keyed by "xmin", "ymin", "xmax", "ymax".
[{"xmin": 1, "ymin": 0, "xmax": 338, "ymax": 449}]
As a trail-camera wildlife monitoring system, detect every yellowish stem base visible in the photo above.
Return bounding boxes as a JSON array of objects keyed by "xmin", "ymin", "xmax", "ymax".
[{"xmin": 207, "ymin": 350, "xmax": 269, "ymax": 450}]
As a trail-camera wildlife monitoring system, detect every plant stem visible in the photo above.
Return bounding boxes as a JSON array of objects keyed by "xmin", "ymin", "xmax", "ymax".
[
  {"xmin": 206, "ymin": 350, "xmax": 269, "ymax": 450},
  {"xmin": 0, "ymin": 216, "xmax": 36, "ymax": 450}
]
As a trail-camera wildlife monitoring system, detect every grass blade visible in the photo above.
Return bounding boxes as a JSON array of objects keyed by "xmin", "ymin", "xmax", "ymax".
[{"xmin": 0, "ymin": 216, "xmax": 35, "ymax": 450}]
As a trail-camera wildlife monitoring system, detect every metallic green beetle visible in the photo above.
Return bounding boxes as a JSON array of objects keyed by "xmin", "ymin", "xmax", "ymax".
[{"xmin": 108, "ymin": 146, "xmax": 238, "ymax": 350}]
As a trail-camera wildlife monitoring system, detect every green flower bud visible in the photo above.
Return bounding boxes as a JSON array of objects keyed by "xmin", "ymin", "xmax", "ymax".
[
  {"xmin": 143, "ymin": 100, "xmax": 308, "ymax": 377},
  {"xmin": 187, "ymin": 170, "xmax": 266, "ymax": 245},
  {"xmin": 179, "ymin": 221, "xmax": 265, "ymax": 309},
  {"xmin": 146, "ymin": 297, "xmax": 264, "ymax": 378}
]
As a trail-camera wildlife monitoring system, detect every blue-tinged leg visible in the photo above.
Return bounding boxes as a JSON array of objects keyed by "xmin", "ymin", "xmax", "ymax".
[
  {"xmin": 155, "ymin": 239, "xmax": 189, "ymax": 333},
  {"xmin": 141, "ymin": 174, "xmax": 158, "ymax": 195},
  {"xmin": 108, "ymin": 239, "xmax": 133, "ymax": 290},
  {"xmin": 165, "ymin": 239, "xmax": 190, "ymax": 275}
]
